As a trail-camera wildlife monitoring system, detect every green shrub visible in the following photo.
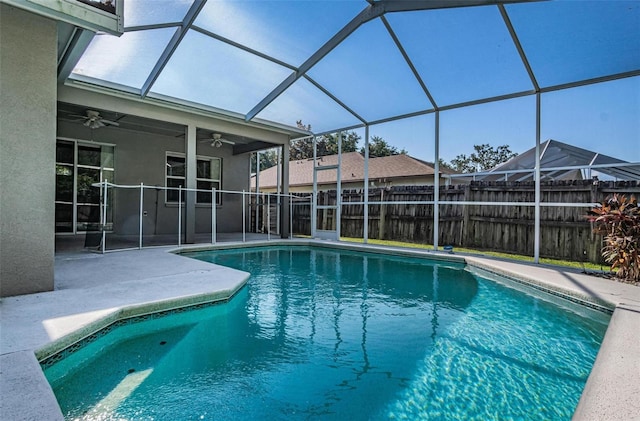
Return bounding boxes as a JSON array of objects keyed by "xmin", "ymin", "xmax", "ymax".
[{"xmin": 586, "ymin": 194, "xmax": 640, "ymax": 283}]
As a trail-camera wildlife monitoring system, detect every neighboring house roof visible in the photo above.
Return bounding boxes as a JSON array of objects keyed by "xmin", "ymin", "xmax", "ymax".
[
  {"xmin": 467, "ymin": 139, "xmax": 640, "ymax": 182},
  {"xmin": 253, "ymin": 152, "xmax": 455, "ymax": 189}
]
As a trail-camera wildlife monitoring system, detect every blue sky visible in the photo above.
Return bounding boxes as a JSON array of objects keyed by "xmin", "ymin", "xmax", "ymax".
[
  {"xmin": 73, "ymin": 0, "xmax": 640, "ymax": 163},
  {"xmin": 369, "ymin": 76, "xmax": 640, "ymax": 163}
]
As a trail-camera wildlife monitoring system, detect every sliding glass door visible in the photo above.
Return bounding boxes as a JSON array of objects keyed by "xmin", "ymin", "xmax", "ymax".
[{"xmin": 55, "ymin": 139, "xmax": 114, "ymax": 233}]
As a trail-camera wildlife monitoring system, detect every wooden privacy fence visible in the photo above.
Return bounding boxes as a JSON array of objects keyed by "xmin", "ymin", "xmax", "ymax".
[{"xmin": 292, "ymin": 180, "xmax": 640, "ymax": 263}]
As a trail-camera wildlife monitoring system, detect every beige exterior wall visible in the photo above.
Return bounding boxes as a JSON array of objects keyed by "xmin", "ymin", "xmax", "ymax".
[
  {"xmin": 257, "ymin": 175, "xmax": 442, "ymax": 193},
  {"xmin": 0, "ymin": 5, "xmax": 57, "ymax": 296}
]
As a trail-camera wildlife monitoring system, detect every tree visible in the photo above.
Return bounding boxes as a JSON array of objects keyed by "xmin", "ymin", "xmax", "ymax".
[
  {"xmin": 290, "ymin": 120, "xmax": 360, "ymax": 160},
  {"xmin": 289, "ymin": 137, "xmax": 315, "ymax": 161},
  {"xmin": 296, "ymin": 120, "xmax": 311, "ymax": 132},
  {"xmin": 289, "ymin": 132, "xmax": 360, "ymax": 160},
  {"xmin": 362, "ymin": 136, "xmax": 407, "ymax": 158},
  {"xmin": 438, "ymin": 158, "xmax": 455, "ymax": 171},
  {"xmin": 251, "ymin": 149, "xmax": 279, "ymax": 173},
  {"xmin": 291, "ymin": 121, "xmax": 406, "ymax": 160},
  {"xmin": 321, "ymin": 132, "xmax": 359, "ymax": 155},
  {"xmin": 448, "ymin": 143, "xmax": 517, "ymax": 173}
]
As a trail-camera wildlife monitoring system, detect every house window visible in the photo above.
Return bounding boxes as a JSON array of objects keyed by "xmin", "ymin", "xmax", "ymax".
[
  {"xmin": 55, "ymin": 139, "xmax": 114, "ymax": 233},
  {"xmin": 165, "ymin": 154, "xmax": 186, "ymax": 203},
  {"xmin": 197, "ymin": 157, "xmax": 222, "ymax": 205},
  {"xmin": 165, "ymin": 154, "xmax": 222, "ymax": 205}
]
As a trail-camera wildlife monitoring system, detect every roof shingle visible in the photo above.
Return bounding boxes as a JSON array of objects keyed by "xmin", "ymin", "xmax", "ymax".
[{"xmin": 253, "ymin": 152, "xmax": 455, "ymax": 188}]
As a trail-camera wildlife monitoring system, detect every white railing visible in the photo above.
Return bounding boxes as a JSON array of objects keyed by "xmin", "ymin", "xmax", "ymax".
[{"xmin": 93, "ymin": 181, "xmax": 312, "ymax": 253}]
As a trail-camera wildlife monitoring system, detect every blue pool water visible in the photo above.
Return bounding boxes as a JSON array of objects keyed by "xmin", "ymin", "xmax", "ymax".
[{"xmin": 43, "ymin": 247, "xmax": 609, "ymax": 420}]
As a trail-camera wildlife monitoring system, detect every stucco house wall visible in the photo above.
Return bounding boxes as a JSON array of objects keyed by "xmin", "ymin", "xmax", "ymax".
[{"xmin": 0, "ymin": 5, "xmax": 57, "ymax": 297}]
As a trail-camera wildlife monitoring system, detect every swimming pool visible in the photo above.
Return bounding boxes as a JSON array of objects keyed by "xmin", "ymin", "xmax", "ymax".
[{"xmin": 43, "ymin": 246, "xmax": 609, "ymax": 420}]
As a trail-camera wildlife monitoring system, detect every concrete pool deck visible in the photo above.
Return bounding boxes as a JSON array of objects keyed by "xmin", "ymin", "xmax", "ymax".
[{"xmin": 1, "ymin": 240, "xmax": 639, "ymax": 420}]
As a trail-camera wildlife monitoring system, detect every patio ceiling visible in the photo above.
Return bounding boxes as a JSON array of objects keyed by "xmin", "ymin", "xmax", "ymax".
[
  {"xmin": 62, "ymin": 0, "xmax": 640, "ymax": 136},
  {"xmin": 57, "ymin": 101, "xmax": 282, "ymax": 153}
]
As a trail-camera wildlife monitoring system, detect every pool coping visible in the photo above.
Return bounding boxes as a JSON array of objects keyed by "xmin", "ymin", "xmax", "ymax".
[{"xmin": 1, "ymin": 240, "xmax": 639, "ymax": 420}]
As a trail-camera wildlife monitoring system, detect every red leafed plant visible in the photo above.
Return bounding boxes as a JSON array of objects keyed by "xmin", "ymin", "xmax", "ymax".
[{"xmin": 586, "ymin": 194, "xmax": 640, "ymax": 283}]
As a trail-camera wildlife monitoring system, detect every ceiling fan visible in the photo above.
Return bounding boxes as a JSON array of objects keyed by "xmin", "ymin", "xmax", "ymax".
[
  {"xmin": 71, "ymin": 110, "xmax": 120, "ymax": 129},
  {"xmin": 209, "ymin": 133, "xmax": 235, "ymax": 148}
]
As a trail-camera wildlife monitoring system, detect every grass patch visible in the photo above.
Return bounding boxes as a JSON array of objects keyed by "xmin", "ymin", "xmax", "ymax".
[{"xmin": 339, "ymin": 237, "xmax": 606, "ymax": 272}]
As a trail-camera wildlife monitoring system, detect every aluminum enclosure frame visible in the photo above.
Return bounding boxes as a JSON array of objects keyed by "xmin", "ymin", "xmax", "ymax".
[{"xmin": 58, "ymin": 0, "xmax": 640, "ymax": 263}]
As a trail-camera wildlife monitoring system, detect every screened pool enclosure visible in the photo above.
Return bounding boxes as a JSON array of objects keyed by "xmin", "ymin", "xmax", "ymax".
[{"xmin": 56, "ymin": 0, "xmax": 640, "ymax": 262}]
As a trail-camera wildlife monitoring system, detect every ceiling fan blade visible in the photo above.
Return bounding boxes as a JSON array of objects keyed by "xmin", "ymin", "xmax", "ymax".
[
  {"xmin": 84, "ymin": 119, "xmax": 105, "ymax": 129},
  {"xmin": 208, "ymin": 133, "xmax": 235, "ymax": 146},
  {"xmin": 100, "ymin": 119, "xmax": 120, "ymax": 126}
]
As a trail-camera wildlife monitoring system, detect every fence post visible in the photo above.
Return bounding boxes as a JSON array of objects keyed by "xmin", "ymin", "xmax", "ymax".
[
  {"xmin": 276, "ymin": 193, "xmax": 281, "ymax": 236},
  {"xmin": 290, "ymin": 194, "xmax": 293, "ymax": 239},
  {"xmin": 242, "ymin": 190, "xmax": 246, "ymax": 243},
  {"xmin": 588, "ymin": 179, "xmax": 601, "ymax": 262},
  {"xmin": 322, "ymin": 191, "xmax": 328, "ymax": 230},
  {"xmin": 461, "ymin": 184, "xmax": 470, "ymax": 247},
  {"xmin": 311, "ymin": 190, "xmax": 317, "ymax": 238},
  {"xmin": 379, "ymin": 189, "xmax": 386, "ymax": 240},
  {"xmin": 212, "ymin": 188, "xmax": 216, "ymax": 244},
  {"xmin": 267, "ymin": 193, "xmax": 271, "ymax": 241},
  {"xmin": 101, "ymin": 179, "xmax": 107, "ymax": 254},
  {"xmin": 139, "ymin": 182, "xmax": 144, "ymax": 249},
  {"xmin": 178, "ymin": 186, "xmax": 182, "ymax": 247},
  {"xmin": 255, "ymin": 190, "xmax": 260, "ymax": 234}
]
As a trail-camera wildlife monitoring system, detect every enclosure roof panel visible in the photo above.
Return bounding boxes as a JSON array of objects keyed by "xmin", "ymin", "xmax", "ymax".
[
  {"xmin": 150, "ymin": 30, "xmax": 293, "ymax": 115},
  {"xmin": 193, "ymin": 0, "xmax": 363, "ymax": 67},
  {"xmin": 478, "ymin": 139, "xmax": 640, "ymax": 181},
  {"xmin": 386, "ymin": 6, "xmax": 534, "ymax": 106},
  {"xmin": 66, "ymin": 0, "xmax": 640, "ymax": 135},
  {"xmin": 306, "ymin": 18, "xmax": 434, "ymax": 122},
  {"xmin": 124, "ymin": 0, "xmax": 195, "ymax": 28},
  {"xmin": 256, "ymin": 78, "xmax": 364, "ymax": 134},
  {"xmin": 71, "ymin": 28, "xmax": 178, "ymax": 90},
  {"xmin": 505, "ymin": 1, "xmax": 640, "ymax": 88}
]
